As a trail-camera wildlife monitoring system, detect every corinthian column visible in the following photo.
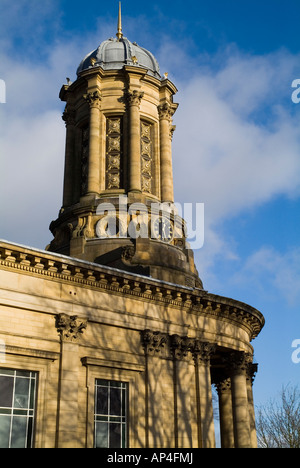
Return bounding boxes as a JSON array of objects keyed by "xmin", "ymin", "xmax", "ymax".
[
  {"xmin": 227, "ymin": 351, "xmax": 253, "ymax": 448},
  {"xmin": 127, "ymin": 90, "xmax": 144, "ymax": 193},
  {"xmin": 215, "ymin": 377, "xmax": 234, "ymax": 448},
  {"xmin": 158, "ymin": 102, "xmax": 175, "ymax": 203},
  {"xmin": 83, "ymin": 90, "xmax": 102, "ymax": 195}
]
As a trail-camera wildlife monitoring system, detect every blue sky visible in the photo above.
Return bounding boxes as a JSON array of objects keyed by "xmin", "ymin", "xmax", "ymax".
[{"xmin": 1, "ymin": 0, "xmax": 300, "ymax": 414}]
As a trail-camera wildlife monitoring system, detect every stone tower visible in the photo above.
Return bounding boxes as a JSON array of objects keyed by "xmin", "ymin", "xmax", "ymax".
[{"xmin": 48, "ymin": 5, "xmax": 201, "ymax": 289}]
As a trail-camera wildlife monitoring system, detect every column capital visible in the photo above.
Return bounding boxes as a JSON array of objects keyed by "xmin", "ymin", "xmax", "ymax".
[
  {"xmin": 215, "ymin": 377, "xmax": 231, "ymax": 395},
  {"xmin": 141, "ymin": 329, "xmax": 167, "ymax": 356},
  {"xmin": 55, "ymin": 313, "xmax": 87, "ymax": 343},
  {"xmin": 62, "ymin": 106, "xmax": 76, "ymax": 127},
  {"xmin": 224, "ymin": 351, "xmax": 253, "ymax": 375},
  {"xmin": 247, "ymin": 362, "xmax": 258, "ymax": 385},
  {"xmin": 126, "ymin": 89, "xmax": 144, "ymax": 107},
  {"xmin": 158, "ymin": 102, "xmax": 178, "ymax": 121},
  {"xmin": 83, "ymin": 90, "xmax": 102, "ymax": 108},
  {"xmin": 170, "ymin": 334, "xmax": 193, "ymax": 360},
  {"xmin": 191, "ymin": 339, "xmax": 216, "ymax": 366}
]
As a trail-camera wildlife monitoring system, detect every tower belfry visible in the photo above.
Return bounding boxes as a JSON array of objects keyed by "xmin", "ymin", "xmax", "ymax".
[{"xmin": 48, "ymin": 8, "xmax": 201, "ymax": 288}]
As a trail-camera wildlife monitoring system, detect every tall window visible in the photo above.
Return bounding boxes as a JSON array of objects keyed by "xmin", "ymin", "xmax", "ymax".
[
  {"xmin": 0, "ymin": 369, "xmax": 37, "ymax": 448},
  {"xmin": 94, "ymin": 379, "xmax": 128, "ymax": 448}
]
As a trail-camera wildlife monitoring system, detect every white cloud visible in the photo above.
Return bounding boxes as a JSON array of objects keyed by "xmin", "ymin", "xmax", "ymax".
[
  {"xmin": 173, "ymin": 50, "xmax": 300, "ymax": 222},
  {"xmin": 232, "ymin": 246, "xmax": 300, "ymax": 306}
]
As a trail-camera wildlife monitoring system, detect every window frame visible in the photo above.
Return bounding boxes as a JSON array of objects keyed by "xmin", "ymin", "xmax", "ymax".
[
  {"xmin": 0, "ymin": 368, "xmax": 38, "ymax": 448},
  {"xmin": 94, "ymin": 379, "xmax": 128, "ymax": 448},
  {"xmin": 83, "ymin": 357, "xmax": 144, "ymax": 449}
]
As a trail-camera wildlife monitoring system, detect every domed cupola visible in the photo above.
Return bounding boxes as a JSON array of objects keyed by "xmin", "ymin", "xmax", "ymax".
[
  {"xmin": 77, "ymin": 4, "xmax": 161, "ymax": 79},
  {"xmin": 77, "ymin": 37, "xmax": 161, "ymax": 79}
]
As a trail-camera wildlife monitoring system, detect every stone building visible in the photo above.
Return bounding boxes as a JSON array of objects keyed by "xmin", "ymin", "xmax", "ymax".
[{"xmin": 0, "ymin": 7, "xmax": 264, "ymax": 449}]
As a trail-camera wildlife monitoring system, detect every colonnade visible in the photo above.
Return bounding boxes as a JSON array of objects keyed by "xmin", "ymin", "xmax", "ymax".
[{"xmin": 141, "ymin": 330, "xmax": 258, "ymax": 449}]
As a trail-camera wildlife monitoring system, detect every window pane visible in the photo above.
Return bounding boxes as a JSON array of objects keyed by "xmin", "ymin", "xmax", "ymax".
[
  {"xmin": 0, "ymin": 376, "xmax": 13, "ymax": 408},
  {"xmin": 0, "ymin": 415, "xmax": 11, "ymax": 448},
  {"xmin": 109, "ymin": 423, "xmax": 121, "ymax": 448},
  {"xmin": 96, "ymin": 386, "xmax": 108, "ymax": 415},
  {"xmin": 29, "ymin": 379, "xmax": 36, "ymax": 409},
  {"xmin": 10, "ymin": 416, "xmax": 27, "ymax": 449},
  {"xmin": 16, "ymin": 370, "xmax": 30, "ymax": 378},
  {"xmin": 0, "ymin": 369, "xmax": 14, "ymax": 376},
  {"xmin": 95, "ymin": 422, "xmax": 108, "ymax": 448},
  {"xmin": 26, "ymin": 417, "xmax": 33, "ymax": 449},
  {"xmin": 110, "ymin": 388, "xmax": 121, "ymax": 416},
  {"xmin": 14, "ymin": 378, "xmax": 30, "ymax": 409}
]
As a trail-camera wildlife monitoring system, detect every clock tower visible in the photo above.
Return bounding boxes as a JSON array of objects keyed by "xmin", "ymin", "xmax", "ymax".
[{"xmin": 48, "ymin": 6, "xmax": 202, "ymax": 288}]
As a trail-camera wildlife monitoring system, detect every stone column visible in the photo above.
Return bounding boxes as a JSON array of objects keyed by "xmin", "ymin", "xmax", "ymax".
[
  {"xmin": 62, "ymin": 106, "xmax": 76, "ymax": 207},
  {"xmin": 191, "ymin": 340, "xmax": 216, "ymax": 448},
  {"xmin": 83, "ymin": 90, "xmax": 102, "ymax": 196},
  {"xmin": 127, "ymin": 90, "xmax": 144, "ymax": 193},
  {"xmin": 215, "ymin": 377, "xmax": 235, "ymax": 448},
  {"xmin": 55, "ymin": 314, "xmax": 87, "ymax": 448},
  {"xmin": 158, "ymin": 103, "xmax": 175, "ymax": 204},
  {"xmin": 228, "ymin": 351, "xmax": 252, "ymax": 448},
  {"xmin": 247, "ymin": 363, "xmax": 258, "ymax": 448}
]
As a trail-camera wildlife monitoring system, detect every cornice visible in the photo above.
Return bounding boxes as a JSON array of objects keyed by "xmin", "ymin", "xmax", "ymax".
[{"xmin": 0, "ymin": 240, "xmax": 264, "ymax": 340}]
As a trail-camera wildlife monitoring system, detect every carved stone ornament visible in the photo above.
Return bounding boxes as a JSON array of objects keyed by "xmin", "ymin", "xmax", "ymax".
[
  {"xmin": 56, "ymin": 313, "xmax": 87, "ymax": 342},
  {"xmin": 170, "ymin": 334, "xmax": 193, "ymax": 360},
  {"xmin": 121, "ymin": 245, "xmax": 135, "ymax": 264},
  {"xmin": 223, "ymin": 351, "xmax": 254, "ymax": 375},
  {"xmin": 62, "ymin": 107, "xmax": 76, "ymax": 127},
  {"xmin": 191, "ymin": 340, "xmax": 217, "ymax": 365},
  {"xmin": 141, "ymin": 330, "xmax": 167, "ymax": 356},
  {"xmin": 83, "ymin": 90, "xmax": 102, "ymax": 108},
  {"xmin": 106, "ymin": 117, "xmax": 122, "ymax": 190},
  {"xmin": 215, "ymin": 377, "xmax": 231, "ymax": 395},
  {"xmin": 126, "ymin": 90, "xmax": 144, "ymax": 107},
  {"xmin": 157, "ymin": 102, "xmax": 174, "ymax": 121}
]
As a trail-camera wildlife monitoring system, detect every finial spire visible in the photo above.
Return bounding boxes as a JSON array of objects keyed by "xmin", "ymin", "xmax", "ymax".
[{"xmin": 116, "ymin": 2, "xmax": 123, "ymax": 41}]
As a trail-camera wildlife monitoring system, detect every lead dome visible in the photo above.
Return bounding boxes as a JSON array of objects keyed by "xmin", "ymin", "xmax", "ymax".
[{"xmin": 77, "ymin": 36, "xmax": 161, "ymax": 79}]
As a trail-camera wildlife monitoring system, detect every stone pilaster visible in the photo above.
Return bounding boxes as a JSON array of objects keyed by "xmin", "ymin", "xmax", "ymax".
[
  {"xmin": 141, "ymin": 330, "xmax": 169, "ymax": 447},
  {"xmin": 191, "ymin": 340, "xmax": 216, "ymax": 448},
  {"xmin": 55, "ymin": 314, "xmax": 87, "ymax": 448},
  {"xmin": 170, "ymin": 335, "xmax": 194, "ymax": 448}
]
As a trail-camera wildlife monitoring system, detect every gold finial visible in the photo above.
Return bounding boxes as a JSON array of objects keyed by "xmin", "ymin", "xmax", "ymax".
[{"xmin": 116, "ymin": 2, "xmax": 123, "ymax": 41}]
